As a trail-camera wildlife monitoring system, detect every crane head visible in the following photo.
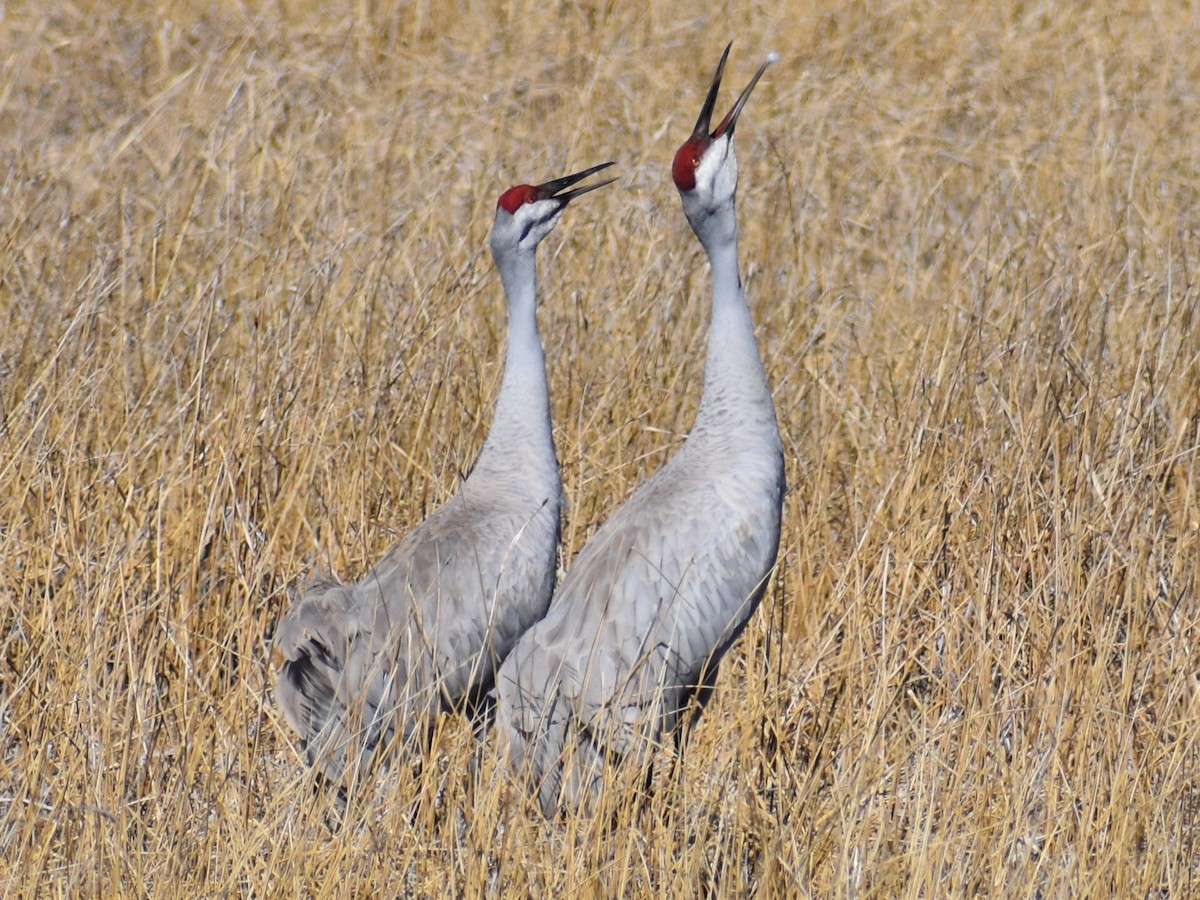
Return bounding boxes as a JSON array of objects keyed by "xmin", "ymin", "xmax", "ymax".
[
  {"xmin": 672, "ymin": 45, "xmax": 777, "ymax": 205},
  {"xmin": 491, "ymin": 162, "xmax": 616, "ymax": 254}
]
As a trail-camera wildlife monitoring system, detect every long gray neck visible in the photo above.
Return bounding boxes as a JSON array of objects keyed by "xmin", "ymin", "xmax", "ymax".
[
  {"xmin": 469, "ymin": 248, "xmax": 559, "ymax": 491},
  {"xmin": 691, "ymin": 212, "xmax": 778, "ymax": 440}
]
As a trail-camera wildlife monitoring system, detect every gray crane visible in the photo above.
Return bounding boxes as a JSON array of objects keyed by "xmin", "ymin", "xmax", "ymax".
[
  {"xmin": 274, "ymin": 162, "xmax": 616, "ymax": 783},
  {"xmin": 493, "ymin": 46, "xmax": 784, "ymax": 816}
]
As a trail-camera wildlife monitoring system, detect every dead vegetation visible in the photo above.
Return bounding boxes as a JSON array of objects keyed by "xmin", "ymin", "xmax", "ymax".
[{"xmin": 1, "ymin": 1, "xmax": 1198, "ymax": 895}]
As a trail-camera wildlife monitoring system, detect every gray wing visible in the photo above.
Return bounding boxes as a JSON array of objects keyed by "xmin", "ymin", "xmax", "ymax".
[
  {"xmin": 361, "ymin": 492, "xmax": 557, "ymax": 706},
  {"xmin": 553, "ymin": 474, "xmax": 779, "ymax": 749},
  {"xmin": 495, "ymin": 461, "xmax": 781, "ymax": 811},
  {"xmin": 276, "ymin": 492, "xmax": 557, "ymax": 780}
]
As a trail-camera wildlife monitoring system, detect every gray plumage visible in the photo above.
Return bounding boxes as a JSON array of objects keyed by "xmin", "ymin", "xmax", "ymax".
[
  {"xmin": 494, "ymin": 47, "xmax": 784, "ymax": 816},
  {"xmin": 273, "ymin": 163, "xmax": 615, "ymax": 781}
]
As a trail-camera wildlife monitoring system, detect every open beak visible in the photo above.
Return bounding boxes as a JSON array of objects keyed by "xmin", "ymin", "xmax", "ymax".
[
  {"xmin": 537, "ymin": 161, "xmax": 617, "ymax": 204},
  {"xmin": 691, "ymin": 42, "xmax": 777, "ymax": 140}
]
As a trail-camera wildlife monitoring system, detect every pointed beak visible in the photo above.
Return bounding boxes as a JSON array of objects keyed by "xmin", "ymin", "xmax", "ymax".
[
  {"xmin": 690, "ymin": 42, "xmax": 733, "ymax": 139},
  {"xmin": 692, "ymin": 43, "xmax": 778, "ymax": 141},
  {"xmin": 537, "ymin": 161, "xmax": 617, "ymax": 204}
]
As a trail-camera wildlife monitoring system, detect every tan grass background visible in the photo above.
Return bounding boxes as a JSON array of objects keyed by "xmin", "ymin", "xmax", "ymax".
[{"xmin": 2, "ymin": 0, "xmax": 1199, "ymax": 895}]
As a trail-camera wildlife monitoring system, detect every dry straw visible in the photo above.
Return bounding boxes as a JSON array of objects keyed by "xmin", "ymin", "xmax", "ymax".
[{"xmin": 1, "ymin": 1, "xmax": 1198, "ymax": 895}]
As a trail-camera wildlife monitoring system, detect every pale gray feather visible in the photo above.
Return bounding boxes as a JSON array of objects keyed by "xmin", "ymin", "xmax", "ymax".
[
  {"xmin": 493, "ymin": 50, "xmax": 784, "ymax": 816},
  {"xmin": 272, "ymin": 164, "xmax": 616, "ymax": 782}
]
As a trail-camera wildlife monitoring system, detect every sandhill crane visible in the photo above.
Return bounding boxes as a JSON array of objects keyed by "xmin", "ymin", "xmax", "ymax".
[
  {"xmin": 274, "ymin": 162, "xmax": 616, "ymax": 783},
  {"xmin": 493, "ymin": 46, "xmax": 784, "ymax": 816}
]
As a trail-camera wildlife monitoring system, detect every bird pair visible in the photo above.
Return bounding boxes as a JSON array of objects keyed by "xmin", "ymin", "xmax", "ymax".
[{"xmin": 273, "ymin": 44, "xmax": 785, "ymax": 818}]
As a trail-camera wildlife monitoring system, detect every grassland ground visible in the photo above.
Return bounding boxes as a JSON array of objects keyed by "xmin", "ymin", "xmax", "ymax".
[{"xmin": 1, "ymin": 1, "xmax": 1198, "ymax": 895}]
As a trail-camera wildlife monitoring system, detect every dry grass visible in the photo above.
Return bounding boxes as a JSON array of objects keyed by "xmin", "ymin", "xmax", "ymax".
[{"xmin": 2, "ymin": 0, "xmax": 1199, "ymax": 895}]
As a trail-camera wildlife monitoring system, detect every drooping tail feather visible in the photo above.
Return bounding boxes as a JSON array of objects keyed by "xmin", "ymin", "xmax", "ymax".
[{"xmin": 274, "ymin": 574, "xmax": 366, "ymax": 780}]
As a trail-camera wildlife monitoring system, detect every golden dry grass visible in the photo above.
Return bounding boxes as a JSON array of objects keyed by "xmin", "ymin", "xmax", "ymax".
[{"xmin": 2, "ymin": 0, "xmax": 1199, "ymax": 895}]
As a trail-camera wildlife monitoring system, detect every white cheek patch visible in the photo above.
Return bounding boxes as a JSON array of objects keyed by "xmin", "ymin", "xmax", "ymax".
[
  {"xmin": 518, "ymin": 199, "xmax": 566, "ymax": 248},
  {"xmin": 695, "ymin": 138, "xmax": 737, "ymax": 203},
  {"xmin": 695, "ymin": 141, "xmax": 725, "ymax": 191}
]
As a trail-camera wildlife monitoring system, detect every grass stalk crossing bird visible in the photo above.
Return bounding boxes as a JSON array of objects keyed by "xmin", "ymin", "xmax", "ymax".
[
  {"xmin": 273, "ymin": 162, "xmax": 616, "ymax": 783},
  {"xmin": 493, "ymin": 45, "xmax": 784, "ymax": 816}
]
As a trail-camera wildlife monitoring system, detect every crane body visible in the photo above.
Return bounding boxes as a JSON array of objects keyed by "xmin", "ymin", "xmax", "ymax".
[
  {"xmin": 495, "ymin": 47, "xmax": 784, "ymax": 816},
  {"xmin": 274, "ymin": 163, "xmax": 615, "ymax": 781}
]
